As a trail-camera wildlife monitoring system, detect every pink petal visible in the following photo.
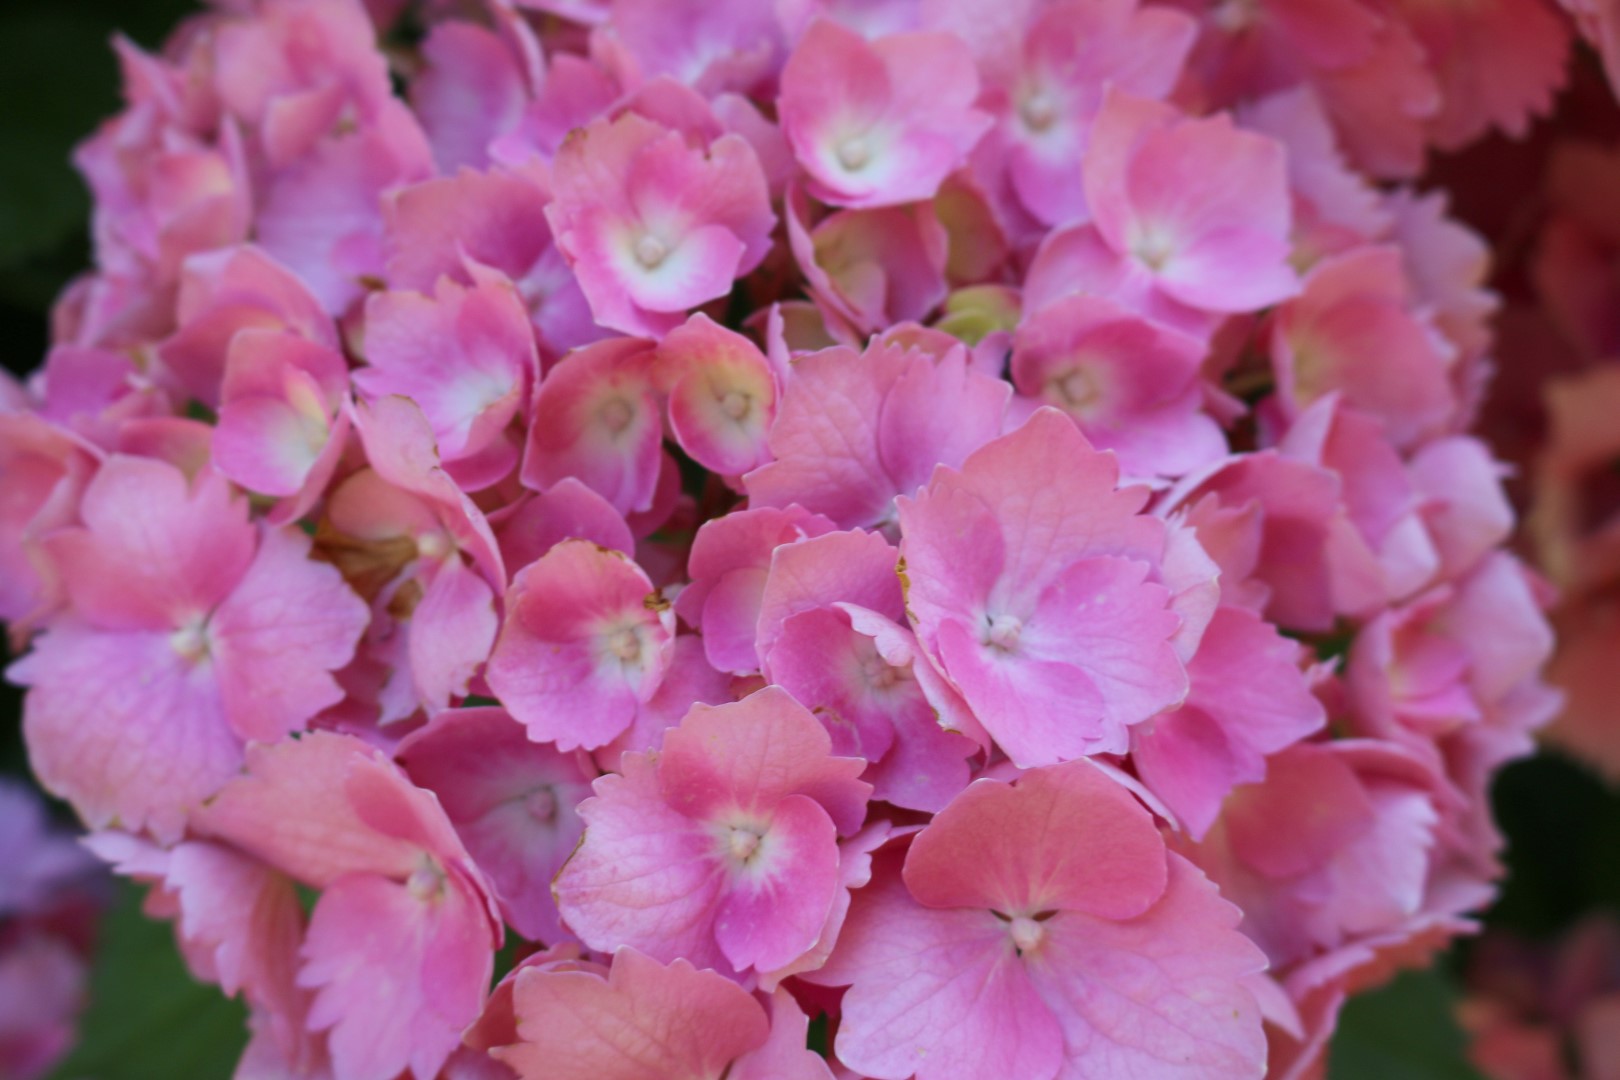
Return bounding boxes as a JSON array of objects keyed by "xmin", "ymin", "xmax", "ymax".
[
  {"xmin": 398, "ymin": 707, "xmax": 594, "ymax": 944},
  {"xmin": 300, "ymin": 869, "xmax": 494, "ymax": 1080},
  {"xmin": 658, "ymin": 687, "xmax": 871, "ymax": 835},
  {"xmin": 211, "ymin": 526, "xmax": 369, "ymax": 744},
  {"xmin": 553, "ymin": 756, "xmax": 728, "ymax": 971},
  {"xmin": 714, "ymin": 793, "xmax": 840, "ymax": 973},
  {"xmin": 496, "ymin": 949, "xmax": 768, "ymax": 1079},
  {"xmin": 825, "ymin": 858, "xmax": 1066, "ymax": 1080},
  {"xmin": 14, "ymin": 623, "xmax": 240, "ymax": 842},
  {"xmin": 903, "ymin": 761, "xmax": 1167, "ymax": 920},
  {"xmin": 44, "ymin": 455, "xmax": 254, "ymax": 632},
  {"xmin": 1028, "ymin": 856, "xmax": 1267, "ymax": 1079}
]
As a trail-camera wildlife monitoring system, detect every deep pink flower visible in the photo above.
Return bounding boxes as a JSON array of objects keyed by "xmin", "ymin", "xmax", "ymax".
[
  {"xmin": 987, "ymin": 0, "xmax": 1196, "ymax": 227},
  {"xmin": 485, "ymin": 539, "xmax": 674, "ymax": 751},
  {"xmin": 397, "ymin": 706, "xmax": 595, "ymax": 944}
]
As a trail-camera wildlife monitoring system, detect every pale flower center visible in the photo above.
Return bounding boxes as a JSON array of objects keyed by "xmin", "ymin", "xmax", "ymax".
[
  {"xmin": 860, "ymin": 653, "xmax": 903, "ymax": 690},
  {"xmin": 985, "ymin": 613, "xmax": 1023, "ymax": 652},
  {"xmin": 726, "ymin": 826, "xmax": 763, "ymax": 863},
  {"xmin": 598, "ymin": 397, "xmax": 635, "ymax": 435},
  {"xmin": 406, "ymin": 857, "xmax": 447, "ymax": 902},
  {"xmin": 1020, "ymin": 91, "xmax": 1057, "ymax": 133},
  {"xmin": 1056, "ymin": 368, "xmax": 1100, "ymax": 410},
  {"xmin": 634, "ymin": 234, "xmax": 669, "ymax": 269},
  {"xmin": 837, "ymin": 136, "xmax": 872, "ymax": 171},
  {"xmin": 170, "ymin": 617, "xmax": 212, "ymax": 664},
  {"xmin": 606, "ymin": 626, "xmax": 643, "ymax": 664},
  {"xmin": 720, "ymin": 389, "xmax": 752, "ymax": 421},
  {"xmin": 1009, "ymin": 915, "xmax": 1045, "ymax": 955},
  {"xmin": 1132, "ymin": 224, "xmax": 1177, "ymax": 271}
]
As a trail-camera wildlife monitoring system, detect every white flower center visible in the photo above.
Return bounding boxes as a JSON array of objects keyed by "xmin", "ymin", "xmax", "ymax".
[
  {"xmin": 1057, "ymin": 368, "xmax": 1099, "ymax": 409},
  {"xmin": 1009, "ymin": 914, "xmax": 1045, "ymax": 955},
  {"xmin": 726, "ymin": 826, "xmax": 763, "ymax": 863},
  {"xmin": 985, "ymin": 613, "xmax": 1023, "ymax": 652},
  {"xmin": 837, "ymin": 137, "xmax": 872, "ymax": 171},
  {"xmin": 720, "ymin": 389, "xmax": 752, "ymax": 421},
  {"xmin": 170, "ymin": 617, "xmax": 212, "ymax": 664},
  {"xmin": 406, "ymin": 858, "xmax": 446, "ymax": 902},
  {"xmin": 634, "ymin": 234, "xmax": 669, "ymax": 269},
  {"xmin": 860, "ymin": 653, "xmax": 903, "ymax": 690},
  {"xmin": 1020, "ymin": 91, "xmax": 1057, "ymax": 133},
  {"xmin": 606, "ymin": 626, "xmax": 643, "ymax": 664}
]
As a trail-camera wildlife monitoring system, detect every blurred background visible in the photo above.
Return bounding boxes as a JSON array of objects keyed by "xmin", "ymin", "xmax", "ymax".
[{"xmin": 1, "ymin": 3, "xmax": 1617, "ymax": 1078}]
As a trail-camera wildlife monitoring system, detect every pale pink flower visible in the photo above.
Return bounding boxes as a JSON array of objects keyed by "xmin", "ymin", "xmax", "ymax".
[
  {"xmin": 1010, "ymin": 294, "xmax": 1224, "ymax": 478},
  {"xmin": 194, "ymin": 732, "xmax": 502, "ymax": 1080},
  {"xmin": 382, "ymin": 167, "xmax": 604, "ymax": 363},
  {"xmin": 815, "ymin": 760, "xmax": 1268, "ymax": 1080},
  {"xmin": 897, "ymin": 409, "xmax": 1190, "ymax": 765},
  {"xmin": 355, "ymin": 276, "xmax": 539, "ymax": 491},
  {"xmin": 213, "ymin": 330, "xmax": 350, "ymax": 523},
  {"xmin": 1271, "ymin": 245, "xmax": 1458, "ymax": 450},
  {"xmin": 1132, "ymin": 605, "xmax": 1326, "ymax": 839},
  {"xmin": 520, "ymin": 337, "xmax": 663, "ymax": 516},
  {"xmin": 745, "ymin": 338, "xmax": 1008, "ymax": 530},
  {"xmin": 1027, "ymin": 91, "xmax": 1298, "ymax": 330},
  {"xmin": 11, "ymin": 455, "xmax": 368, "ymax": 840},
  {"xmin": 655, "ymin": 314, "xmax": 778, "ymax": 477},
  {"xmin": 674, "ymin": 504, "xmax": 836, "ymax": 675},
  {"xmin": 545, "ymin": 113, "xmax": 773, "ymax": 337},
  {"xmin": 491, "ymin": 948, "xmax": 833, "ymax": 1079},
  {"xmin": 779, "ymin": 21, "xmax": 991, "ymax": 209},
  {"xmin": 554, "ymin": 687, "xmax": 869, "ymax": 980}
]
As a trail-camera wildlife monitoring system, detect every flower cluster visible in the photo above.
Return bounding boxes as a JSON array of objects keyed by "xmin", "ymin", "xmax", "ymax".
[
  {"xmin": 0, "ymin": 782, "xmax": 104, "ymax": 1080},
  {"xmin": 0, "ymin": 0, "xmax": 1576, "ymax": 1077},
  {"xmin": 1460, "ymin": 914, "xmax": 1620, "ymax": 1080}
]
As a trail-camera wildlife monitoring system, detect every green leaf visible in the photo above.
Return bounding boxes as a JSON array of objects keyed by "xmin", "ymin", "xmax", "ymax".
[
  {"xmin": 49, "ymin": 877, "xmax": 248, "ymax": 1080},
  {"xmin": 1328, "ymin": 967, "xmax": 1483, "ymax": 1080}
]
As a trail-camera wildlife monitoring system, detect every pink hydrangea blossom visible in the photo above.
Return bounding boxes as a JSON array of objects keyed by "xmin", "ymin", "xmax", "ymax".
[
  {"xmin": 554, "ymin": 687, "xmax": 869, "ymax": 979},
  {"xmin": 779, "ymin": 20, "xmax": 991, "ymax": 209},
  {"xmin": 194, "ymin": 732, "xmax": 502, "ymax": 1080},
  {"xmin": 0, "ymin": 0, "xmax": 1579, "ymax": 1074},
  {"xmin": 897, "ymin": 409, "xmax": 1191, "ymax": 765},
  {"xmin": 485, "ymin": 539, "xmax": 674, "ymax": 751},
  {"xmin": 11, "ymin": 455, "xmax": 367, "ymax": 840},
  {"xmin": 490, "ymin": 948, "xmax": 833, "ymax": 1079},
  {"xmin": 814, "ymin": 760, "xmax": 1268, "ymax": 1080},
  {"xmin": 545, "ymin": 113, "xmax": 773, "ymax": 336}
]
